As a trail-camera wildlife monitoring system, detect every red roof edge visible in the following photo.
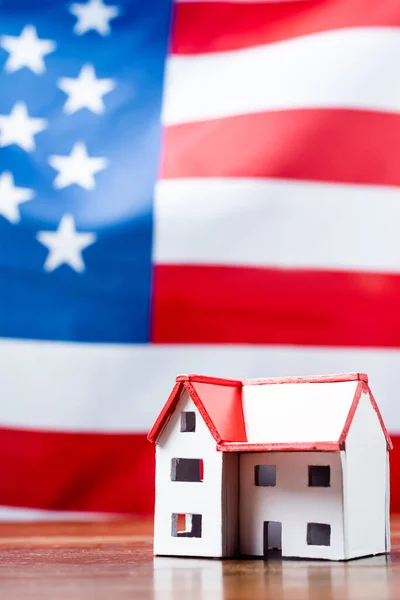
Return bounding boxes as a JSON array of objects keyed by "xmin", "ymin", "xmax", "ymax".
[
  {"xmin": 338, "ymin": 381, "xmax": 364, "ymax": 446},
  {"xmin": 338, "ymin": 381, "xmax": 393, "ymax": 450},
  {"xmin": 176, "ymin": 374, "xmax": 242, "ymax": 387},
  {"xmin": 367, "ymin": 385, "xmax": 393, "ymax": 450},
  {"xmin": 243, "ymin": 372, "xmax": 368, "ymax": 386},
  {"xmin": 148, "ymin": 382, "xmax": 183, "ymax": 443},
  {"xmin": 217, "ymin": 442, "xmax": 340, "ymax": 452}
]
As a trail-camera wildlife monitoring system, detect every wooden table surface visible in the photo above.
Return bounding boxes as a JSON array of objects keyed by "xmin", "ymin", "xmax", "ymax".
[{"xmin": 0, "ymin": 517, "xmax": 399, "ymax": 599}]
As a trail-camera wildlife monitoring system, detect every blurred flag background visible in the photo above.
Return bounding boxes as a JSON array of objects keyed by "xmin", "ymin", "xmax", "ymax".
[{"xmin": 0, "ymin": 0, "xmax": 400, "ymax": 519}]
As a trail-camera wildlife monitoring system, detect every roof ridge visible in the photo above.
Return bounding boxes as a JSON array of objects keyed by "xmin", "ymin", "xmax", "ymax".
[
  {"xmin": 243, "ymin": 372, "xmax": 368, "ymax": 386},
  {"xmin": 176, "ymin": 373, "xmax": 368, "ymax": 387}
]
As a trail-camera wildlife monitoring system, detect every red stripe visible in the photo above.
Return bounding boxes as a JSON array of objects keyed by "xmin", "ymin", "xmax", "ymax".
[
  {"xmin": 0, "ymin": 426, "xmax": 399, "ymax": 513},
  {"xmin": 172, "ymin": 0, "xmax": 400, "ymax": 55},
  {"xmin": 152, "ymin": 265, "xmax": 400, "ymax": 347},
  {"xmin": 0, "ymin": 428, "xmax": 154, "ymax": 514},
  {"xmin": 162, "ymin": 109, "xmax": 400, "ymax": 186}
]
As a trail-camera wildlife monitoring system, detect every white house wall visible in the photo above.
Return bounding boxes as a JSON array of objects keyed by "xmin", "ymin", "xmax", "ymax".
[
  {"xmin": 242, "ymin": 381, "xmax": 358, "ymax": 444},
  {"xmin": 386, "ymin": 451, "xmax": 390, "ymax": 552},
  {"xmin": 154, "ymin": 390, "xmax": 224, "ymax": 557},
  {"xmin": 342, "ymin": 393, "xmax": 388, "ymax": 559},
  {"xmin": 239, "ymin": 452, "xmax": 345, "ymax": 560}
]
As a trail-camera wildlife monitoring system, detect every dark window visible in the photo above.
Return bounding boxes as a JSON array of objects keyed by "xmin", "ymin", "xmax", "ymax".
[
  {"xmin": 263, "ymin": 521, "xmax": 282, "ymax": 556},
  {"xmin": 307, "ymin": 523, "xmax": 331, "ymax": 546},
  {"xmin": 255, "ymin": 465, "xmax": 276, "ymax": 487},
  {"xmin": 171, "ymin": 513, "xmax": 202, "ymax": 538},
  {"xmin": 308, "ymin": 465, "xmax": 330, "ymax": 487},
  {"xmin": 181, "ymin": 411, "xmax": 196, "ymax": 432},
  {"xmin": 171, "ymin": 458, "xmax": 203, "ymax": 482}
]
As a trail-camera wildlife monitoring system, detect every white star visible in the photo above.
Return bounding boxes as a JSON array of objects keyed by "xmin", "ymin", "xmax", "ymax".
[
  {"xmin": 58, "ymin": 64, "xmax": 115, "ymax": 115},
  {"xmin": 37, "ymin": 214, "xmax": 96, "ymax": 272},
  {"xmin": 70, "ymin": 0, "xmax": 120, "ymax": 36},
  {"xmin": 0, "ymin": 25, "xmax": 56, "ymax": 74},
  {"xmin": 0, "ymin": 102, "xmax": 47, "ymax": 152},
  {"xmin": 48, "ymin": 142, "xmax": 108, "ymax": 190},
  {"xmin": 0, "ymin": 172, "xmax": 34, "ymax": 224}
]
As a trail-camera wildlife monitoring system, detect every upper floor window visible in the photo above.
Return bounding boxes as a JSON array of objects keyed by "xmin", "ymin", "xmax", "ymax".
[
  {"xmin": 255, "ymin": 465, "xmax": 276, "ymax": 487},
  {"xmin": 171, "ymin": 458, "xmax": 204, "ymax": 482},
  {"xmin": 308, "ymin": 465, "xmax": 330, "ymax": 487},
  {"xmin": 181, "ymin": 411, "xmax": 196, "ymax": 432}
]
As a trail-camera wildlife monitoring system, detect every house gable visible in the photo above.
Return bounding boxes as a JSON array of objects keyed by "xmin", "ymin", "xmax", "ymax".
[
  {"xmin": 155, "ymin": 390, "xmax": 216, "ymax": 452},
  {"xmin": 148, "ymin": 375, "xmax": 245, "ymax": 445},
  {"xmin": 342, "ymin": 388, "xmax": 389, "ymax": 558},
  {"xmin": 339, "ymin": 382, "xmax": 392, "ymax": 450}
]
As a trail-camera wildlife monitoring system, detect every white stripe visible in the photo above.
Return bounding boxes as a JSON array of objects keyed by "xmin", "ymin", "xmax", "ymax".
[
  {"xmin": 0, "ymin": 339, "xmax": 399, "ymax": 432},
  {"xmin": 163, "ymin": 28, "xmax": 400, "ymax": 125},
  {"xmin": 155, "ymin": 178, "xmax": 400, "ymax": 272},
  {"xmin": 0, "ymin": 506, "xmax": 113, "ymax": 521}
]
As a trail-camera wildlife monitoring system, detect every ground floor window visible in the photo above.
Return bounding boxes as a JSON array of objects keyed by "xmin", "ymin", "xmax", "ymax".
[
  {"xmin": 307, "ymin": 522, "xmax": 331, "ymax": 546},
  {"xmin": 171, "ymin": 513, "xmax": 202, "ymax": 538}
]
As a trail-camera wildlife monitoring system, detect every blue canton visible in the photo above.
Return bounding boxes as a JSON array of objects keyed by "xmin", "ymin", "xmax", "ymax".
[{"xmin": 0, "ymin": 0, "xmax": 172, "ymax": 343}]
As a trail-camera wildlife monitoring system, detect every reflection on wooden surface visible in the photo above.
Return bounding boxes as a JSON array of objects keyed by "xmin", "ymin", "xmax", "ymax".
[
  {"xmin": 0, "ymin": 516, "xmax": 397, "ymax": 599},
  {"xmin": 154, "ymin": 554, "xmax": 393, "ymax": 600}
]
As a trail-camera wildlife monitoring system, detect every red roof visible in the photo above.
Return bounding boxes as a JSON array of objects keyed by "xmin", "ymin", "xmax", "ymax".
[{"xmin": 148, "ymin": 373, "xmax": 392, "ymax": 451}]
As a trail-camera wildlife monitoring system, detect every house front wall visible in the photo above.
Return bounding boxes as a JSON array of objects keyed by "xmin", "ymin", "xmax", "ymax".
[
  {"xmin": 239, "ymin": 451, "xmax": 345, "ymax": 560},
  {"xmin": 154, "ymin": 390, "xmax": 224, "ymax": 557}
]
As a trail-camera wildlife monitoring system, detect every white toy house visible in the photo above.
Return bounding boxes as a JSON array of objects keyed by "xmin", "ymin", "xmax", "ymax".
[{"xmin": 148, "ymin": 372, "xmax": 392, "ymax": 561}]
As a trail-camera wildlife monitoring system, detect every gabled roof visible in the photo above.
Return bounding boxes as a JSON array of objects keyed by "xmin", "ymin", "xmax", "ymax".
[{"xmin": 148, "ymin": 373, "xmax": 392, "ymax": 451}]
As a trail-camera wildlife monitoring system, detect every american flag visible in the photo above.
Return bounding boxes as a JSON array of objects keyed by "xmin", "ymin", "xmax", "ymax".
[{"xmin": 0, "ymin": 0, "xmax": 399, "ymax": 519}]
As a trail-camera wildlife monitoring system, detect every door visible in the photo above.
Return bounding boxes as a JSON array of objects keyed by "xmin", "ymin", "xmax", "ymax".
[{"xmin": 263, "ymin": 521, "xmax": 282, "ymax": 557}]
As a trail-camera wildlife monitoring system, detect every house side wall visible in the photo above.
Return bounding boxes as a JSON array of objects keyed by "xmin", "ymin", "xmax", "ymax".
[
  {"xmin": 239, "ymin": 452, "xmax": 345, "ymax": 559},
  {"xmin": 222, "ymin": 453, "xmax": 239, "ymax": 557},
  {"xmin": 154, "ymin": 391, "xmax": 224, "ymax": 557},
  {"xmin": 386, "ymin": 452, "xmax": 391, "ymax": 552},
  {"xmin": 343, "ymin": 393, "xmax": 388, "ymax": 559}
]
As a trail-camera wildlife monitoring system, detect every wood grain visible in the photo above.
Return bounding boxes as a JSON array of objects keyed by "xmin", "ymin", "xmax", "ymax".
[{"xmin": 0, "ymin": 516, "xmax": 399, "ymax": 599}]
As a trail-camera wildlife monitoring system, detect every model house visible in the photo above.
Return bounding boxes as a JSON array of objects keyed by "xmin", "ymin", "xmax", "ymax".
[{"xmin": 148, "ymin": 372, "xmax": 392, "ymax": 561}]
